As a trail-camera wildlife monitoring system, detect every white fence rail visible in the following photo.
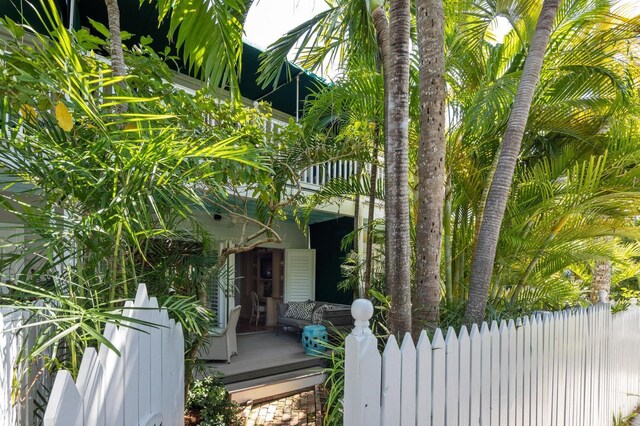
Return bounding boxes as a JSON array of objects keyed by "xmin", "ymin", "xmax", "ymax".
[
  {"xmin": 344, "ymin": 297, "xmax": 640, "ymax": 426},
  {"xmin": 42, "ymin": 284, "xmax": 184, "ymax": 426}
]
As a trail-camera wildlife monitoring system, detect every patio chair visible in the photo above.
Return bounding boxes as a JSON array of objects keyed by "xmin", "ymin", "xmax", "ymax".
[
  {"xmin": 249, "ymin": 290, "xmax": 266, "ymax": 325},
  {"xmin": 199, "ymin": 305, "xmax": 241, "ymax": 363}
]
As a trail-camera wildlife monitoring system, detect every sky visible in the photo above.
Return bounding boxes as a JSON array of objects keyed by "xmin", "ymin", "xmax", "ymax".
[
  {"xmin": 244, "ymin": 0, "xmax": 640, "ymax": 50},
  {"xmin": 244, "ymin": 0, "xmax": 328, "ymax": 51},
  {"xmin": 244, "ymin": 0, "xmax": 640, "ymax": 77}
]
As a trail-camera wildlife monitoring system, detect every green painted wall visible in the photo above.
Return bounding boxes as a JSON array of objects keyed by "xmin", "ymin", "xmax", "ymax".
[{"xmin": 310, "ymin": 217, "xmax": 354, "ymax": 305}]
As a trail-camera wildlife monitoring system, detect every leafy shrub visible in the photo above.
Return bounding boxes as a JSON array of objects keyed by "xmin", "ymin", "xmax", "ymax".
[{"xmin": 185, "ymin": 375, "xmax": 240, "ymax": 426}]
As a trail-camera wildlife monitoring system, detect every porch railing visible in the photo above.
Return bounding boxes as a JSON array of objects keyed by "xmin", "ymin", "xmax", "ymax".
[
  {"xmin": 266, "ymin": 117, "xmax": 360, "ymax": 190},
  {"xmin": 300, "ymin": 161, "xmax": 358, "ymax": 189}
]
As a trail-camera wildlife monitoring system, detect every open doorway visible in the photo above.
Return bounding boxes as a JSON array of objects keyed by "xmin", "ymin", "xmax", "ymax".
[{"xmin": 235, "ymin": 248, "xmax": 284, "ymax": 331}]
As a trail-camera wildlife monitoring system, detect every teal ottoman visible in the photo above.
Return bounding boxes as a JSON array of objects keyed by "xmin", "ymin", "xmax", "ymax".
[{"xmin": 301, "ymin": 324, "xmax": 328, "ymax": 356}]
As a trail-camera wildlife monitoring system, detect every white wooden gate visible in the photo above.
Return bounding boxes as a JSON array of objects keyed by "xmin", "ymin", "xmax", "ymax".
[
  {"xmin": 344, "ymin": 297, "xmax": 640, "ymax": 426},
  {"xmin": 1, "ymin": 303, "xmax": 53, "ymax": 426},
  {"xmin": 1, "ymin": 307, "xmax": 23, "ymax": 425},
  {"xmin": 43, "ymin": 284, "xmax": 185, "ymax": 426}
]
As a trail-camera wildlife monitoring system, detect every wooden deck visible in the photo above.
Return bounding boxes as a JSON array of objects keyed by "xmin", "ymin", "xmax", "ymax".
[{"xmin": 200, "ymin": 331, "xmax": 325, "ymax": 385}]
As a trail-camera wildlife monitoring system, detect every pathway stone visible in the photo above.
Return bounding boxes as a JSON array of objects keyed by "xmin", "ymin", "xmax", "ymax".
[{"xmin": 240, "ymin": 386, "xmax": 323, "ymax": 426}]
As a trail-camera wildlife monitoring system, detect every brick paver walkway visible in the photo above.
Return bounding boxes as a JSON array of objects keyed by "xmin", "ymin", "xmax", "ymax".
[{"xmin": 240, "ymin": 387, "xmax": 322, "ymax": 426}]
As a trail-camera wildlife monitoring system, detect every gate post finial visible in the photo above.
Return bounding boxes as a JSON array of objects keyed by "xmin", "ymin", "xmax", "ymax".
[{"xmin": 352, "ymin": 299, "xmax": 374, "ymax": 336}]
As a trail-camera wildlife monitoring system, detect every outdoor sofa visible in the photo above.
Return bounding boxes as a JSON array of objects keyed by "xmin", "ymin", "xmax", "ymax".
[{"xmin": 276, "ymin": 300, "xmax": 353, "ymax": 335}]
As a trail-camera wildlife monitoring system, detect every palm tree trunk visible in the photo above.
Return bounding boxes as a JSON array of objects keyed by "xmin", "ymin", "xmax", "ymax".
[
  {"xmin": 386, "ymin": 0, "xmax": 412, "ymax": 335},
  {"xmin": 364, "ymin": 5, "xmax": 391, "ymax": 297},
  {"xmin": 452, "ymin": 207, "xmax": 461, "ymax": 293},
  {"xmin": 364, "ymin": 139, "xmax": 380, "ymax": 295},
  {"xmin": 353, "ymin": 162, "xmax": 362, "ymax": 297},
  {"xmin": 353, "ymin": 163, "xmax": 361, "ymax": 255},
  {"xmin": 474, "ymin": 144, "xmax": 501, "ymax": 243},
  {"xmin": 371, "ymin": 3, "xmax": 390, "ymax": 135},
  {"xmin": 443, "ymin": 173, "xmax": 453, "ymax": 303},
  {"xmin": 413, "ymin": 0, "xmax": 446, "ymax": 336},
  {"xmin": 464, "ymin": 0, "xmax": 561, "ymax": 326},
  {"xmin": 104, "ymin": 0, "xmax": 127, "ymax": 114},
  {"xmin": 591, "ymin": 260, "xmax": 612, "ymax": 302},
  {"xmin": 379, "ymin": 0, "xmax": 412, "ymax": 337}
]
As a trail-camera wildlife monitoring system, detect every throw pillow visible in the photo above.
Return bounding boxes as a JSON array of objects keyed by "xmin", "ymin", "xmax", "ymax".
[
  {"xmin": 283, "ymin": 301, "xmax": 314, "ymax": 321},
  {"xmin": 312, "ymin": 304, "xmax": 337, "ymax": 324}
]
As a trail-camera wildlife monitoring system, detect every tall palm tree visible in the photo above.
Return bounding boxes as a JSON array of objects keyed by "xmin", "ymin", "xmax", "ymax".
[
  {"xmin": 464, "ymin": 0, "xmax": 565, "ymax": 325},
  {"xmin": 443, "ymin": 0, "xmax": 639, "ymax": 313},
  {"xmin": 259, "ymin": 0, "xmax": 414, "ymax": 335},
  {"xmin": 384, "ymin": 0, "xmax": 413, "ymax": 336},
  {"xmin": 413, "ymin": 0, "xmax": 446, "ymax": 334}
]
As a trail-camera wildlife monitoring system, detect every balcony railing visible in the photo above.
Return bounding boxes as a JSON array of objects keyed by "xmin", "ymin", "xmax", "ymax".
[{"xmin": 300, "ymin": 161, "xmax": 357, "ymax": 189}]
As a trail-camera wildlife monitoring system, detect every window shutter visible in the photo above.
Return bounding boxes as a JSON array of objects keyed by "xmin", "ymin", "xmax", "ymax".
[
  {"xmin": 214, "ymin": 243, "xmax": 235, "ymax": 328},
  {"xmin": 284, "ymin": 249, "xmax": 316, "ymax": 302}
]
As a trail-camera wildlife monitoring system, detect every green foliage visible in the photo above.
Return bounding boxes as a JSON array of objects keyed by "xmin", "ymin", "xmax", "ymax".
[
  {"xmin": 294, "ymin": 0, "xmax": 640, "ymax": 329},
  {"xmin": 0, "ymin": 2, "xmax": 303, "ymax": 399},
  {"xmin": 611, "ymin": 285, "xmax": 640, "ymax": 313},
  {"xmin": 443, "ymin": 0, "xmax": 640, "ymax": 312},
  {"xmin": 257, "ymin": 1, "xmax": 379, "ymax": 88},
  {"xmin": 319, "ymin": 332, "xmax": 346, "ymax": 426},
  {"xmin": 0, "ymin": 8, "xmax": 259, "ymax": 285},
  {"xmin": 185, "ymin": 375, "xmax": 240, "ymax": 426},
  {"xmin": 1, "ymin": 277, "xmax": 135, "ymax": 381},
  {"xmin": 145, "ymin": 0, "xmax": 248, "ymax": 98},
  {"xmin": 0, "ymin": 275, "xmax": 212, "ymax": 387}
]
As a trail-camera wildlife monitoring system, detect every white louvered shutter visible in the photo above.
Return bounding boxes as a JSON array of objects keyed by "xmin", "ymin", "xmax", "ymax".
[{"xmin": 284, "ymin": 249, "xmax": 316, "ymax": 302}]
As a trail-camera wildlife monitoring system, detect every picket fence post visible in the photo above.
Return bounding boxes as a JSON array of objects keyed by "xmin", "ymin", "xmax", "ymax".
[{"xmin": 344, "ymin": 298, "xmax": 381, "ymax": 426}]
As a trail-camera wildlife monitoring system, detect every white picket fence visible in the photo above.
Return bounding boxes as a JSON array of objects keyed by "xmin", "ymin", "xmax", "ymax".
[
  {"xmin": 1, "ymin": 306, "xmax": 25, "ymax": 425},
  {"xmin": 41, "ymin": 284, "xmax": 184, "ymax": 426},
  {"xmin": 344, "ymin": 297, "xmax": 640, "ymax": 426},
  {"xmin": 1, "ymin": 303, "xmax": 53, "ymax": 426}
]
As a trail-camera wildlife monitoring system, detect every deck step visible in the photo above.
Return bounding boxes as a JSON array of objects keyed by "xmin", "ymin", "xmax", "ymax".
[
  {"xmin": 228, "ymin": 367, "xmax": 325, "ymax": 404},
  {"xmin": 220, "ymin": 356, "xmax": 323, "ymax": 385}
]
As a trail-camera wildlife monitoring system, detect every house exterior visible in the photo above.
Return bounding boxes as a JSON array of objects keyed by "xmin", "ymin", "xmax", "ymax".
[{"xmin": 0, "ymin": 1, "xmax": 384, "ymax": 328}]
